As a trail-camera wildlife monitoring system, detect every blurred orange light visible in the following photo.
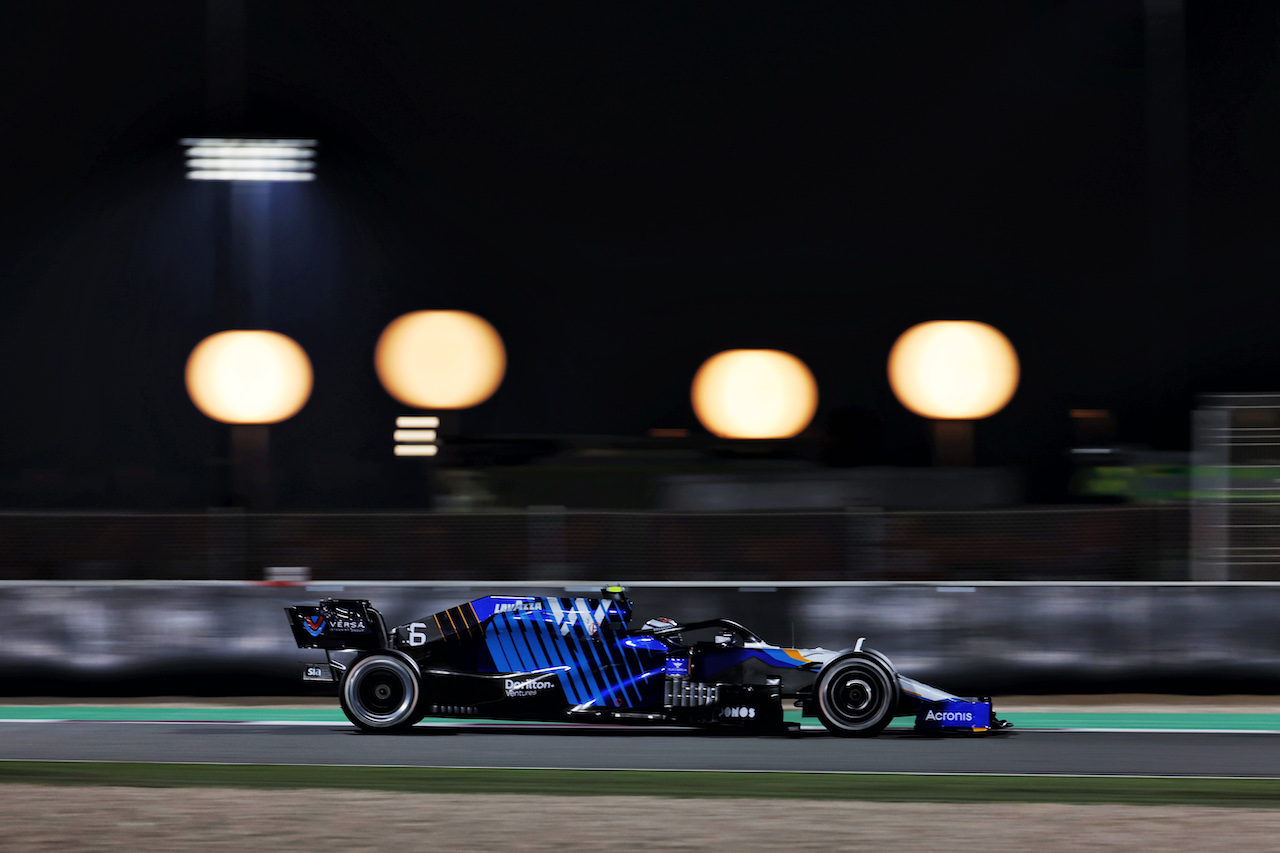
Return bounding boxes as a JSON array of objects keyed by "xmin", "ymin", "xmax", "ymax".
[
  {"xmin": 375, "ymin": 311, "xmax": 506, "ymax": 409},
  {"xmin": 691, "ymin": 350, "xmax": 818, "ymax": 439},
  {"xmin": 888, "ymin": 321, "xmax": 1019, "ymax": 419},
  {"xmin": 185, "ymin": 330, "xmax": 313, "ymax": 424}
]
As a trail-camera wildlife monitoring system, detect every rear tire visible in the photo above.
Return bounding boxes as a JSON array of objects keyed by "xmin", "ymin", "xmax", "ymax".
[
  {"xmin": 814, "ymin": 654, "xmax": 898, "ymax": 737},
  {"xmin": 339, "ymin": 654, "xmax": 421, "ymax": 732}
]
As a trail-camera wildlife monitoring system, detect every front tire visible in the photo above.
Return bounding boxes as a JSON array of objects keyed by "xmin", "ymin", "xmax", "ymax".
[
  {"xmin": 814, "ymin": 654, "xmax": 898, "ymax": 737},
  {"xmin": 340, "ymin": 654, "xmax": 421, "ymax": 732}
]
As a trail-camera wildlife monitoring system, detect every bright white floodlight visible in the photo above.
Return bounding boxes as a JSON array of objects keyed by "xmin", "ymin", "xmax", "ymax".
[{"xmin": 181, "ymin": 138, "xmax": 317, "ymax": 182}]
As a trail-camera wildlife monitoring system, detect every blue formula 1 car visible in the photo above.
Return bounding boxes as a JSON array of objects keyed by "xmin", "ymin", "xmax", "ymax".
[{"xmin": 286, "ymin": 587, "xmax": 1008, "ymax": 736}]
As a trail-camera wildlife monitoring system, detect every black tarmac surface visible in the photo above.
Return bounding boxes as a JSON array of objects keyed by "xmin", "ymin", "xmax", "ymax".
[{"xmin": 1, "ymin": 722, "xmax": 1278, "ymax": 778}]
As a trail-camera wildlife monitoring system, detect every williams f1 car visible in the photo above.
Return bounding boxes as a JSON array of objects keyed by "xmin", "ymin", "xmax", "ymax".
[{"xmin": 286, "ymin": 587, "xmax": 1007, "ymax": 736}]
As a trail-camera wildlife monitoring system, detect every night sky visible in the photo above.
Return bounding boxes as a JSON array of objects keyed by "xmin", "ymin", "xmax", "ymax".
[{"xmin": 2, "ymin": 1, "xmax": 1280, "ymax": 508}]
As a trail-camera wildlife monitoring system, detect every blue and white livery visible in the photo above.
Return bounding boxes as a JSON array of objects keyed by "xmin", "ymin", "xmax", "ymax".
[{"xmin": 286, "ymin": 587, "xmax": 1009, "ymax": 736}]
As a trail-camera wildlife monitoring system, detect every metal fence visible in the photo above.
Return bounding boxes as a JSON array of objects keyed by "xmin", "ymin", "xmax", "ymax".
[
  {"xmin": 1192, "ymin": 393, "xmax": 1280, "ymax": 580},
  {"xmin": 0, "ymin": 505, "xmax": 1202, "ymax": 582}
]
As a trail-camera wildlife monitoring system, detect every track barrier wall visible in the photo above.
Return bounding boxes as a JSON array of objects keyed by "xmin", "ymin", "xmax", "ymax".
[{"xmin": 2, "ymin": 581, "xmax": 1277, "ymax": 697}]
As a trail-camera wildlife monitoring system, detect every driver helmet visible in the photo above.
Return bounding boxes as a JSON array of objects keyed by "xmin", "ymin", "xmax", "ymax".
[{"xmin": 643, "ymin": 616, "xmax": 681, "ymax": 643}]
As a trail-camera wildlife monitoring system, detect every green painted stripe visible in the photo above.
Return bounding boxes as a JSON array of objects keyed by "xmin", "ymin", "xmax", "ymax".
[
  {"xmin": 1002, "ymin": 712, "xmax": 1280, "ymax": 731},
  {"xmin": 3, "ymin": 707, "xmax": 1280, "ymax": 731},
  {"xmin": 0, "ymin": 707, "xmax": 350, "ymax": 723},
  {"xmin": 2, "ymin": 762, "xmax": 1280, "ymax": 806}
]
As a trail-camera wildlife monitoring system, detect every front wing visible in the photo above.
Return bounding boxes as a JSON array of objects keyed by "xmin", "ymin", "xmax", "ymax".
[{"xmin": 899, "ymin": 676, "xmax": 1004, "ymax": 732}]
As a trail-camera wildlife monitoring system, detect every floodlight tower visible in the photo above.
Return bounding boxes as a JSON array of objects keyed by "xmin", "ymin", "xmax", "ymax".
[
  {"xmin": 179, "ymin": 138, "xmax": 318, "ymax": 513},
  {"xmin": 887, "ymin": 321, "xmax": 1020, "ymax": 466},
  {"xmin": 690, "ymin": 350, "xmax": 819, "ymax": 440},
  {"xmin": 181, "ymin": 137, "xmax": 317, "ymax": 329},
  {"xmin": 185, "ymin": 0, "xmax": 325, "ymax": 581},
  {"xmin": 375, "ymin": 311, "xmax": 508, "ymax": 506}
]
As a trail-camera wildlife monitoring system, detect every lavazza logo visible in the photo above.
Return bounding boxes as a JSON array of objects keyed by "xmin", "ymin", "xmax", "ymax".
[
  {"xmin": 494, "ymin": 601, "xmax": 544, "ymax": 613},
  {"xmin": 924, "ymin": 709, "xmax": 973, "ymax": 723},
  {"xmin": 505, "ymin": 677, "xmax": 556, "ymax": 698}
]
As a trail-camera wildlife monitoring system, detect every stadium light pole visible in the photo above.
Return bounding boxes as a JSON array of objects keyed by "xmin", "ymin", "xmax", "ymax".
[
  {"xmin": 181, "ymin": 138, "xmax": 318, "ymax": 515},
  {"xmin": 887, "ymin": 321, "xmax": 1020, "ymax": 466},
  {"xmin": 690, "ymin": 350, "xmax": 819, "ymax": 440},
  {"xmin": 192, "ymin": 0, "xmax": 328, "ymax": 581},
  {"xmin": 375, "ymin": 311, "xmax": 508, "ymax": 507},
  {"xmin": 185, "ymin": 330, "xmax": 313, "ymax": 517}
]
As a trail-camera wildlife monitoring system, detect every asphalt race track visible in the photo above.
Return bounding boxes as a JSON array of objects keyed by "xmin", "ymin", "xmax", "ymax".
[{"xmin": 2, "ymin": 722, "xmax": 1278, "ymax": 778}]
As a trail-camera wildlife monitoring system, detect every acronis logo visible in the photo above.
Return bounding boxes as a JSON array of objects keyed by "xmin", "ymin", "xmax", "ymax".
[
  {"xmin": 924, "ymin": 709, "xmax": 973, "ymax": 722},
  {"xmin": 303, "ymin": 615, "xmax": 326, "ymax": 637}
]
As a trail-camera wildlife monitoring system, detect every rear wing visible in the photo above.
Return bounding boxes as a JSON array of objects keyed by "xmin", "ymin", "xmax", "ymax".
[{"xmin": 285, "ymin": 599, "xmax": 387, "ymax": 651}]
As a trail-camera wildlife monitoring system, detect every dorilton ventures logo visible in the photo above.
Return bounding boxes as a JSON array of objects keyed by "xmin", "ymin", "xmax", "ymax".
[{"xmin": 505, "ymin": 677, "xmax": 556, "ymax": 698}]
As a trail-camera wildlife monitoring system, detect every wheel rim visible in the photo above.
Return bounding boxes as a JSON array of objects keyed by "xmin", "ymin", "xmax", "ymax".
[
  {"xmin": 835, "ymin": 678, "xmax": 873, "ymax": 713},
  {"xmin": 820, "ymin": 662, "xmax": 891, "ymax": 730},
  {"xmin": 344, "ymin": 656, "xmax": 418, "ymax": 728}
]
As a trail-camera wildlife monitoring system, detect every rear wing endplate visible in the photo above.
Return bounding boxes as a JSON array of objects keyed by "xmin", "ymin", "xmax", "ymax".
[{"xmin": 285, "ymin": 599, "xmax": 386, "ymax": 650}]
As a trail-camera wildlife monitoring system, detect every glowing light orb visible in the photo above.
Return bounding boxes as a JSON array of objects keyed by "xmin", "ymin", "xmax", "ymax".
[
  {"xmin": 888, "ymin": 321, "xmax": 1019, "ymax": 419},
  {"xmin": 691, "ymin": 349, "xmax": 818, "ymax": 439},
  {"xmin": 375, "ymin": 310, "xmax": 506, "ymax": 409},
  {"xmin": 185, "ymin": 330, "xmax": 313, "ymax": 424}
]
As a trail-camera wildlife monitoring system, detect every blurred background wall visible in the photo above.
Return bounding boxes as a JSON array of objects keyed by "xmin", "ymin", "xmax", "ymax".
[{"xmin": 3, "ymin": 580, "xmax": 1276, "ymax": 697}]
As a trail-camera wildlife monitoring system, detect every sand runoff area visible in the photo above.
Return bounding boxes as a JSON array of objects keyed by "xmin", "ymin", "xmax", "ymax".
[
  {"xmin": 3, "ymin": 694, "xmax": 1276, "ymax": 850},
  {"xmin": 2, "ymin": 787, "xmax": 1279, "ymax": 852}
]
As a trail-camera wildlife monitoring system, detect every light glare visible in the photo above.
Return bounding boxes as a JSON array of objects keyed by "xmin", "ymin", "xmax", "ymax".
[
  {"xmin": 393, "ymin": 429, "xmax": 437, "ymax": 442},
  {"xmin": 396, "ymin": 416, "xmax": 440, "ymax": 428},
  {"xmin": 185, "ymin": 330, "xmax": 313, "ymax": 424},
  {"xmin": 181, "ymin": 137, "xmax": 317, "ymax": 147},
  {"xmin": 888, "ymin": 321, "xmax": 1019, "ymax": 419},
  {"xmin": 186, "ymin": 146, "xmax": 315, "ymax": 159},
  {"xmin": 187, "ymin": 170, "xmax": 315, "ymax": 182},
  {"xmin": 181, "ymin": 138, "xmax": 317, "ymax": 183},
  {"xmin": 375, "ymin": 311, "xmax": 506, "ymax": 409},
  {"xmin": 394, "ymin": 445, "xmax": 439, "ymax": 457},
  {"xmin": 691, "ymin": 349, "xmax": 818, "ymax": 439},
  {"xmin": 187, "ymin": 159, "xmax": 312, "ymax": 171}
]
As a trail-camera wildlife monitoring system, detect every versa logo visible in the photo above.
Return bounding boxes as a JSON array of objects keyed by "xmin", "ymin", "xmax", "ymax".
[{"xmin": 303, "ymin": 615, "xmax": 326, "ymax": 637}]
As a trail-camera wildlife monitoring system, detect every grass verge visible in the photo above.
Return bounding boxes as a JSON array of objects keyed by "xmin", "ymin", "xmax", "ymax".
[{"xmin": 1, "ymin": 761, "xmax": 1279, "ymax": 807}]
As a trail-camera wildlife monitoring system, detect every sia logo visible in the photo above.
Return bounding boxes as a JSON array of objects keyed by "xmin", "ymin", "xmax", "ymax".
[{"xmin": 303, "ymin": 615, "xmax": 326, "ymax": 637}]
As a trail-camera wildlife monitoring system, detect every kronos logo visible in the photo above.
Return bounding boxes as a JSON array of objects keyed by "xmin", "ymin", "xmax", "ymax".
[
  {"xmin": 720, "ymin": 706, "xmax": 757, "ymax": 719},
  {"xmin": 923, "ymin": 709, "xmax": 973, "ymax": 723},
  {"xmin": 505, "ymin": 677, "xmax": 556, "ymax": 698}
]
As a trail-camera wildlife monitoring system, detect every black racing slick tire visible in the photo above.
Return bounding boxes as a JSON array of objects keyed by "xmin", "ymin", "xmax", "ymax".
[
  {"xmin": 813, "ymin": 654, "xmax": 899, "ymax": 737},
  {"xmin": 339, "ymin": 654, "xmax": 421, "ymax": 732}
]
